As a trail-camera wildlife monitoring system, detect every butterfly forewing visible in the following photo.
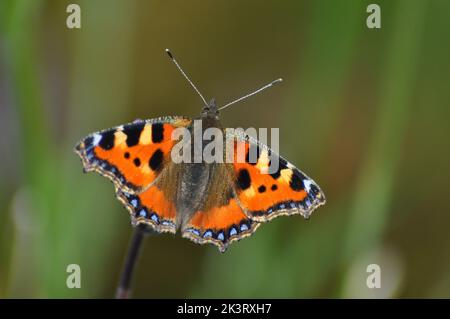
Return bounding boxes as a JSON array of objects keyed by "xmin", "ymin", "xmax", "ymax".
[{"xmin": 229, "ymin": 130, "xmax": 326, "ymax": 222}]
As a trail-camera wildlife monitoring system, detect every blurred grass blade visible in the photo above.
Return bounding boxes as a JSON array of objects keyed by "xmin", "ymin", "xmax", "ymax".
[{"xmin": 341, "ymin": 0, "xmax": 427, "ymax": 283}]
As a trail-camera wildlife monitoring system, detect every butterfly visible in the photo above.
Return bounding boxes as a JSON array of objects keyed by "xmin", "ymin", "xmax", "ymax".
[{"xmin": 74, "ymin": 49, "xmax": 325, "ymax": 252}]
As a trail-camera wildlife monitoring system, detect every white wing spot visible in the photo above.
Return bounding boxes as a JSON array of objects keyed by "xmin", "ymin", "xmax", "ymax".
[
  {"xmin": 240, "ymin": 224, "xmax": 249, "ymax": 231},
  {"xmin": 92, "ymin": 133, "xmax": 102, "ymax": 146},
  {"xmin": 303, "ymin": 179, "xmax": 313, "ymax": 192}
]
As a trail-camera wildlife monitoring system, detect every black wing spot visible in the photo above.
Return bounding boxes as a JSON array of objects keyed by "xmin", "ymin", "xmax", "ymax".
[
  {"xmin": 151, "ymin": 123, "xmax": 164, "ymax": 143},
  {"xmin": 123, "ymin": 122, "xmax": 145, "ymax": 147},
  {"xmin": 271, "ymin": 184, "xmax": 278, "ymax": 191},
  {"xmin": 258, "ymin": 185, "xmax": 266, "ymax": 193},
  {"xmin": 270, "ymin": 170, "xmax": 281, "ymax": 180},
  {"xmin": 133, "ymin": 158, "xmax": 141, "ymax": 167},
  {"xmin": 280, "ymin": 158, "xmax": 288, "ymax": 168},
  {"xmin": 226, "ymin": 188, "xmax": 234, "ymax": 201},
  {"xmin": 269, "ymin": 157, "xmax": 287, "ymax": 180},
  {"xmin": 236, "ymin": 169, "xmax": 251, "ymax": 190},
  {"xmin": 310, "ymin": 184, "xmax": 320, "ymax": 196},
  {"xmin": 290, "ymin": 173, "xmax": 304, "ymax": 191},
  {"xmin": 245, "ymin": 144, "xmax": 259, "ymax": 165},
  {"xmin": 84, "ymin": 136, "xmax": 94, "ymax": 148},
  {"xmin": 99, "ymin": 130, "xmax": 115, "ymax": 150},
  {"xmin": 124, "ymin": 152, "xmax": 130, "ymax": 159},
  {"xmin": 149, "ymin": 149, "xmax": 164, "ymax": 172}
]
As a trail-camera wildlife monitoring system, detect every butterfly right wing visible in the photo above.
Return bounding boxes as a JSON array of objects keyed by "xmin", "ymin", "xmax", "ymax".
[
  {"xmin": 182, "ymin": 194, "xmax": 260, "ymax": 252},
  {"xmin": 181, "ymin": 129, "xmax": 326, "ymax": 252}
]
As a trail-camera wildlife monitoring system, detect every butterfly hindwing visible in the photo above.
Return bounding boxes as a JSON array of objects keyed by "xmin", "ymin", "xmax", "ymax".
[
  {"xmin": 116, "ymin": 186, "xmax": 178, "ymax": 234},
  {"xmin": 229, "ymin": 130, "xmax": 326, "ymax": 222},
  {"xmin": 75, "ymin": 116, "xmax": 191, "ymax": 233},
  {"xmin": 182, "ymin": 194, "xmax": 260, "ymax": 252}
]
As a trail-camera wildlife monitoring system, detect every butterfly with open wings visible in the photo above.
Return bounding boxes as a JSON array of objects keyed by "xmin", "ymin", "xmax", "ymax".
[{"xmin": 75, "ymin": 49, "xmax": 325, "ymax": 252}]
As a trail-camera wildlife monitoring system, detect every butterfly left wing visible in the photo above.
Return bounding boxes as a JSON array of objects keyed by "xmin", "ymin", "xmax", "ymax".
[
  {"xmin": 229, "ymin": 130, "xmax": 326, "ymax": 222},
  {"xmin": 74, "ymin": 116, "xmax": 192, "ymax": 233}
]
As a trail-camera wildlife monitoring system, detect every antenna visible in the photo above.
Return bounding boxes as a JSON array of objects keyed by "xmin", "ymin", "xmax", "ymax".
[
  {"xmin": 165, "ymin": 49, "xmax": 208, "ymax": 107},
  {"xmin": 218, "ymin": 78, "xmax": 283, "ymax": 111}
]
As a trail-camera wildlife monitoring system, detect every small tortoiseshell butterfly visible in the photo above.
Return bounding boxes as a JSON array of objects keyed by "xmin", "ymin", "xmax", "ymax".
[{"xmin": 75, "ymin": 49, "xmax": 325, "ymax": 252}]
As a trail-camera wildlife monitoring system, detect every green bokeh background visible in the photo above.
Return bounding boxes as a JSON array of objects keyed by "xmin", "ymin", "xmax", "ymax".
[{"xmin": 1, "ymin": 0, "xmax": 449, "ymax": 298}]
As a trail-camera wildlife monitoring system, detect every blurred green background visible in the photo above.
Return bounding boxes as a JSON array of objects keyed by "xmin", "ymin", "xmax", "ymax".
[{"xmin": 1, "ymin": 0, "xmax": 449, "ymax": 298}]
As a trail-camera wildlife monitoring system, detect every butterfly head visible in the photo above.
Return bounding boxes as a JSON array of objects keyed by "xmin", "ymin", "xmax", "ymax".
[{"xmin": 201, "ymin": 98, "xmax": 219, "ymax": 119}]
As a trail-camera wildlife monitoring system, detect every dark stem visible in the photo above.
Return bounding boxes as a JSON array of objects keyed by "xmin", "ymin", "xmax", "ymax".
[{"xmin": 115, "ymin": 224, "xmax": 146, "ymax": 299}]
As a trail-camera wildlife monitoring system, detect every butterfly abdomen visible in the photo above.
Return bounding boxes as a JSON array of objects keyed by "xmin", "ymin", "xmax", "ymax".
[{"xmin": 174, "ymin": 117, "xmax": 235, "ymax": 230}]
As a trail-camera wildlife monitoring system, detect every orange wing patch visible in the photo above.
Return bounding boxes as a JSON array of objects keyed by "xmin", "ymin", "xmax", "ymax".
[
  {"xmin": 232, "ymin": 140, "xmax": 325, "ymax": 222},
  {"xmin": 182, "ymin": 199, "xmax": 260, "ymax": 252}
]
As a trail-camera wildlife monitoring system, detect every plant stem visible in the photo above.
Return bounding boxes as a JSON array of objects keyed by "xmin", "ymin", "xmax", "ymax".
[{"xmin": 115, "ymin": 224, "xmax": 146, "ymax": 299}]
